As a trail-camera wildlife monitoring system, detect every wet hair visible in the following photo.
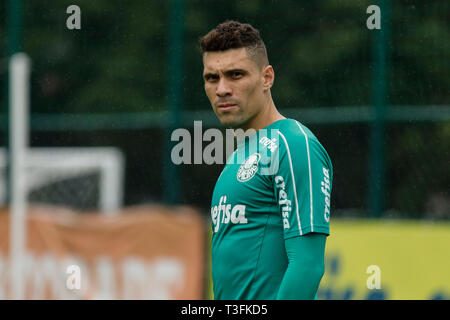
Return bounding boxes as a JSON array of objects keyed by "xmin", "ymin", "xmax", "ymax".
[{"xmin": 199, "ymin": 20, "xmax": 269, "ymax": 68}]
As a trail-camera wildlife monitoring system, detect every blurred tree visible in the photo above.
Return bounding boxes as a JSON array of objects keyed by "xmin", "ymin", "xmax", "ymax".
[
  {"xmin": 0, "ymin": 0, "xmax": 448, "ymax": 217},
  {"xmin": 21, "ymin": 0, "xmax": 168, "ymax": 113},
  {"xmin": 0, "ymin": 0, "xmax": 445, "ymax": 114}
]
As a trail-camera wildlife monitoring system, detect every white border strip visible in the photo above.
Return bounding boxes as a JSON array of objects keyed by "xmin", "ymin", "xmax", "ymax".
[
  {"xmin": 295, "ymin": 121, "xmax": 314, "ymax": 232},
  {"xmin": 278, "ymin": 132, "xmax": 302, "ymax": 236}
]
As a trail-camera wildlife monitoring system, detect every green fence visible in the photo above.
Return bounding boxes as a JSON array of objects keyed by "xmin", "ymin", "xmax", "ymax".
[{"xmin": 1, "ymin": 0, "xmax": 449, "ymax": 219}]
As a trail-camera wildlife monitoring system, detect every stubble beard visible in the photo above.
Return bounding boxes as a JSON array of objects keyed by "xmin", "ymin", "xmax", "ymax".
[{"xmin": 217, "ymin": 109, "xmax": 248, "ymax": 130}]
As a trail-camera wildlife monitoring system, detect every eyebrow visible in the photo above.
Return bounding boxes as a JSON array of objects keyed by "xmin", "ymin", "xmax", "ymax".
[
  {"xmin": 224, "ymin": 69, "xmax": 247, "ymax": 76},
  {"xmin": 203, "ymin": 68, "xmax": 247, "ymax": 79},
  {"xmin": 203, "ymin": 72, "xmax": 218, "ymax": 80}
]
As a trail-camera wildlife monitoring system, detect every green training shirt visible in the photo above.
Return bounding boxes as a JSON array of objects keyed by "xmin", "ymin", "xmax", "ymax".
[{"xmin": 210, "ymin": 118, "xmax": 333, "ymax": 300}]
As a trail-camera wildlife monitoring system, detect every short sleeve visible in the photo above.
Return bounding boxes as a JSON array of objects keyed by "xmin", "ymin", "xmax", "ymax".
[{"xmin": 272, "ymin": 123, "xmax": 332, "ymax": 239}]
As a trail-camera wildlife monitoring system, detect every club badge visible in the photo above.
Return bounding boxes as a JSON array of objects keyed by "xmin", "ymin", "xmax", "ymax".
[{"xmin": 237, "ymin": 153, "xmax": 261, "ymax": 182}]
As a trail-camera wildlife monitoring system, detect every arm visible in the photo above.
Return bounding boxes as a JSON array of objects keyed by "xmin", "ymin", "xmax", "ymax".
[
  {"xmin": 270, "ymin": 122, "xmax": 333, "ymax": 299},
  {"xmin": 272, "ymin": 123, "xmax": 333, "ymax": 239},
  {"xmin": 276, "ymin": 233, "xmax": 326, "ymax": 300}
]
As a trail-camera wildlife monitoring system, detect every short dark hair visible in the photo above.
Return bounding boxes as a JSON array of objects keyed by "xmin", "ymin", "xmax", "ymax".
[{"xmin": 199, "ymin": 20, "xmax": 269, "ymax": 68}]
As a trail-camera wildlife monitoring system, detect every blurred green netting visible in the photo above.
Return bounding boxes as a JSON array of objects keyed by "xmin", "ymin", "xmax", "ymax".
[{"xmin": 0, "ymin": 0, "xmax": 448, "ymax": 219}]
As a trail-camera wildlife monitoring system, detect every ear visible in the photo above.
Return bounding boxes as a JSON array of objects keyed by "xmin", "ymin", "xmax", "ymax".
[{"xmin": 262, "ymin": 65, "xmax": 275, "ymax": 91}]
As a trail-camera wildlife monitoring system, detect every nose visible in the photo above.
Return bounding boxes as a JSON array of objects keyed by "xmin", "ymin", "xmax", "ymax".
[{"xmin": 216, "ymin": 78, "xmax": 232, "ymax": 97}]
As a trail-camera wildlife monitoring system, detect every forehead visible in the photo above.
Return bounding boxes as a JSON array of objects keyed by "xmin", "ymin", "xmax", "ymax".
[{"xmin": 202, "ymin": 48, "xmax": 257, "ymax": 73}]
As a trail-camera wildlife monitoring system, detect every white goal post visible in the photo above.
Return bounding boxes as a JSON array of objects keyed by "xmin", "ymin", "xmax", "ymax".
[
  {"xmin": 0, "ymin": 147, "xmax": 125, "ymax": 213},
  {"xmin": 6, "ymin": 53, "xmax": 125, "ymax": 299}
]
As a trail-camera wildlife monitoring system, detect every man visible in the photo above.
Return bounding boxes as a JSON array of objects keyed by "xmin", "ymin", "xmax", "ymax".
[{"xmin": 200, "ymin": 21, "xmax": 333, "ymax": 300}]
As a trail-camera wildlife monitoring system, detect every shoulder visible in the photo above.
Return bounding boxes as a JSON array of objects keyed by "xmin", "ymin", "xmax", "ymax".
[
  {"xmin": 273, "ymin": 119, "xmax": 332, "ymax": 170},
  {"xmin": 273, "ymin": 119, "xmax": 320, "ymax": 149}
]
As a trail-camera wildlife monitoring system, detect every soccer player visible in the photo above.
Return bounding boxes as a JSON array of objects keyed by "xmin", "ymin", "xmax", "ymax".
[{"xmin": 200, "ymin": 21, "xmax": 333, "ymax": 300}]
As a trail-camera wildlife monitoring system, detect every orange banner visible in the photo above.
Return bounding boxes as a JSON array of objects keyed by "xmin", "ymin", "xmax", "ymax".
[{"xmin": 0, "ymin": 205, "xmax": 206, "ymax": 299}]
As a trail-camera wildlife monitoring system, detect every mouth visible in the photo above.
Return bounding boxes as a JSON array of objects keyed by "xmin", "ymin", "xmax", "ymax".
[{"xmin": 217, "ymin": 103, "xmax": 238, "ymax": 112}]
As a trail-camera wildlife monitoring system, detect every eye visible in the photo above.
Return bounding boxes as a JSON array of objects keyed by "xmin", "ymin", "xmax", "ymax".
[
  {"xmin": 205, "ymin": 74, "xmax": 219, "ymax": 82},
  {"xmin": 231, "ymin": 71, "xmax": 243, "ymax": 79}
]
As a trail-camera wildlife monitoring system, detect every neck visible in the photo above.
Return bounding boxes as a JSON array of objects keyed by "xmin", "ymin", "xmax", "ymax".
[{"xmin": 242, "ymin": 96, "xmax": 285, "ymax": 132}]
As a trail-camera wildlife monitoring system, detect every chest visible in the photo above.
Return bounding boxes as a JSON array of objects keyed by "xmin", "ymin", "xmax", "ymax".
[{"xmin": 211, "ymin": 151, "xmax": 278, "ymax": 234}]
